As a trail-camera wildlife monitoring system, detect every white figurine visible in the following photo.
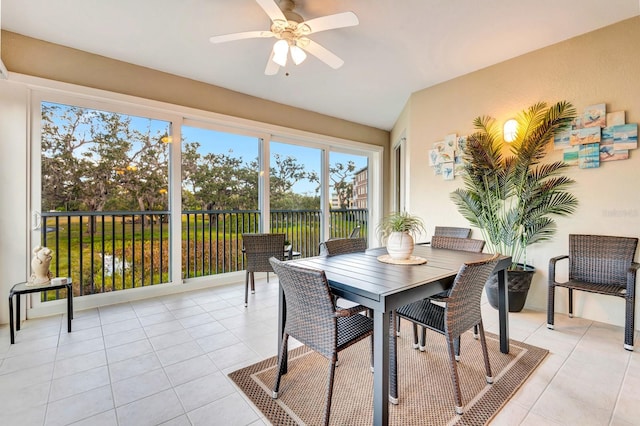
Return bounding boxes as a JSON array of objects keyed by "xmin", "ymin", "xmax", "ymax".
[{"xmin": 27, "ymin": 246, "xmax": 53, "ymax": 286}]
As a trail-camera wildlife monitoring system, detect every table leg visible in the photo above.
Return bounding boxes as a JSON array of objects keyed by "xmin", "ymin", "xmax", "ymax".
[
  {"xmin": 372, "ymin": 309, "xmax": 390, "ymax": 425},
  {"xmin": 16, "ymin": 292, "xmax": 21, "ymax": 331},
  {"xmin": 9, "ymin": 294, "xmax": 15, "ymax": 344},
  {"xmin": 277, "ymin": 285, "xmax": 287, "ymax": 374},
  {"xmin": 498, "ymin": 268, "xmax": 510, "ymax": 353},
  {"xmin": 67, "ymin": 284, "xmax": 72, "ymax": 333}
]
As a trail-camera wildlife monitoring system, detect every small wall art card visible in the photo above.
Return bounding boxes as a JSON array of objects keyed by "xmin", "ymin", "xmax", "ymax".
[
  {"xmin": 553, "ymin": 129, "xmax": 571, "ymax": 150},
  {"xmin": 444, "ymin": 133, "xmax": 457, "ymax": 151},
  {"xmin": 570, "ymin": 127, "xmax": 601, "ymax": 145},
  {"xmin": 457, "ymin": 135, "xmax": 467, "ymax": 153},
  {"xmin": 583, "ymin": 103, "xmax": 606, "ymax": 128},
  {"xmin": 578, "ymin": 143, "xmax": 600, "ymax": 169},
  {"xmin": 600, "ymin": 127, "xmax": 629, "ymax": 162},
  {"xmin": 572, "ymin": 116, "xmax": 584, "ymax": 130},
  {"xmin": 433, "ymin": 140, "xmax": 455, "ymax": 163},
  {"xmin": 428, "ymin": 149, "xmax": 440, "ymax": 166},
  {"xmin": 442, "ymin": 162, "xmax": 455, "ymax": 181},
  {"xmin": 606, "ymin": 111, "xmax": 625, "ymax": 126},
  {"xmin": 563, "ymin": 146, "xmax": 579, "ymax": 165},
  {"xmin": 612, "ymin": 123, "xmax": 638, "ymax": 150},
  {"xmin": 454, "ymin": 153, "xmax": 465, "ymax": 176}
]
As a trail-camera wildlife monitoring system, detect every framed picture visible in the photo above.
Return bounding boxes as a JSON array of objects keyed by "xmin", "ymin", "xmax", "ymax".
[
  {"xmin": 606, "ymin": 111, "xmax": 625, "ymax": 127},
  {"xmin": 583, "ymin": 103, "xmax": 606, "ymax": 128},
  {"xmin": 570, "ymin": 127, "xmax": 601, "ymax": 145},
  {"xmin": 442, "ymin": 162, "xmax": 455, "ymax": 180},
  {"xmin": 578, "ymin": 143, "xmax": 600, "ymax": 169},
  {"xmin": 553, "ymin": 129, "xmax": 571, "ymax": 150},
  {"xmin": 612, "ymin": 123, "xmax": 638, "ymax": 150}
]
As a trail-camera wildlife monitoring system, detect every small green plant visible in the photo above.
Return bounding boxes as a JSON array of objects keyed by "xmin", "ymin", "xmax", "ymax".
[{"xmin": 377, "ymin": 211, "xmax": 425, "ymax": 241}]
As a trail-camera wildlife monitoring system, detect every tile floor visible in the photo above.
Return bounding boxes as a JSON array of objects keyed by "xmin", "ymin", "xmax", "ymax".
[{"xmin": 1, "ymin": 277, "xmax": 638, "ymax": 425}]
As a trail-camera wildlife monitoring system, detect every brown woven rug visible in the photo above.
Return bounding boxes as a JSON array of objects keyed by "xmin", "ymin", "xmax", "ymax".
[{"xmin": 229, "ymin": 328, "xmax": 547, "ymax": 425}]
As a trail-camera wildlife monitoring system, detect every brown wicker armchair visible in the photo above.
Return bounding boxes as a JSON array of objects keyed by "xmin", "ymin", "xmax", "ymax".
[
  {"xmin": 241, "ymin": 233, "xmax": 286, "ymax": 307},
  {"xmin": 394, "ymin": 254, "xmax": 500, "ymax": 414},
  {"xmin": 269, "ymin": 258, "xmax": 373, "ymax": 426},
  {"xmin": 547, "ymin": 234, "xmax": 640, "ymax": 350}
]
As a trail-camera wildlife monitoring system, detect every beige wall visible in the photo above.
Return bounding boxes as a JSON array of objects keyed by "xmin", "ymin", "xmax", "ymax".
[{"xmin": 394, "ymin": 17, "xmax": 640, "ymax": 326}]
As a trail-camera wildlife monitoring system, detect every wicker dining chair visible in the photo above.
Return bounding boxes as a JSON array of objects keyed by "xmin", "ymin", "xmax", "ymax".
[
  {"xmin": 401, "ymin": 236, "xmax": 486, "ymax": 349},
  {"xmin": 434, "ymin": 226, "xmax": 472, "ymax": 239},
  {"xmin": 318, "ymin": 237, "xmax": 369, "ymax": 309},
  {"xmin": 547, "ymin": 234, "xmax": 640, "ymax": 350},
  {"xmin": 319, "ymin": 237, "xmax": 367, "ymax": 256},
  {"xmin": 394, "ymin": 254, "xmax": 500, "ymax": 414},
  {"xmin": 418, "ymin": 226, "xmax": 472, "ymax": 245},
  {"xmin": 348, "ymin": 225, "xmax": 362, "ymax": 238},
  {"xmin": 242, "ymin": 233, "xmax": 286, "ymax": 307},
  {"xmin": 269, "ymin": 258, "xmax": 373, "ymax": 426}
]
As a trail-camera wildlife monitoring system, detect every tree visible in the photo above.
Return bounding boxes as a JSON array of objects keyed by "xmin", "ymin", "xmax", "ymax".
[
  {"xmin": 330, "ymin": 160, "xmax": 356, "ymax": 209},
  {"xmin": 269, "ymin": 154, "xmax": 319, "ymax": 209},
  {"xmin": 41, "ymin": 103, "xmax": 170, "ymax": 226},
  {"xmin": 181, "ymin": 142, "xmax": 258, "ymax": 210}
]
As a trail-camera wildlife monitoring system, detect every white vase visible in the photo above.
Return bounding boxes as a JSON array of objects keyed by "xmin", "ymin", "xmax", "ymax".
[{"xmin": 386, "ymin": 231, "xmax": 414, "ymax": 260}]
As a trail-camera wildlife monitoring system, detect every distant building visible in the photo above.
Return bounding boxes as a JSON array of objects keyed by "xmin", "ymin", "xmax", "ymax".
[
  {"xmin": 330, "ymin": 192, "xmax": 341, "ymax": 209},
  {"xmin": 352, "ymin": 167, "xmax": 368, "ymax": 209}
]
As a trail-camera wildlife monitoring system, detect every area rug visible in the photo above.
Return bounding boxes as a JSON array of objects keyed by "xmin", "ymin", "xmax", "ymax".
[{"xmin": 229, "ymin": 328, "xmax": 548, "ymax": 425}]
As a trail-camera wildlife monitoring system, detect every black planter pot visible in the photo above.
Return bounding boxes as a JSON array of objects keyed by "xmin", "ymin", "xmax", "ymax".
[{"xmin": 485, "ymin": 264, "xmax": 535, "ymax": 312}]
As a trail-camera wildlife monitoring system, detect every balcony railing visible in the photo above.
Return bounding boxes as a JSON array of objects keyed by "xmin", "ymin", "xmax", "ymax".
[{"xmin": 40, "ymin": 208, "xmax": 367, "ymax": 301}]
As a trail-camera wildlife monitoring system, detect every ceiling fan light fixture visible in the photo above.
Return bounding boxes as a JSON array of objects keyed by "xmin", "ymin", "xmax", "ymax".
[
  {"xmin": 272, "ymin": 39, "xmax": 289, "ymax": 66},
  {"xmin": 290, "ymin": 45, "xmax": 307, "ymax": 65}
]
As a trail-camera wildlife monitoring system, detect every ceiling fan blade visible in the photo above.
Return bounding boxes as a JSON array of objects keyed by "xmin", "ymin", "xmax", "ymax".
[
  {"xmin": 301, "ymin": 40, "xmax": 344, "ymax": 69},
  {"xmin": 264, "ymin": 52, "xmax": 280, "ymax": 75},
  {"xmin": 255, "ymin": 0, "xmax": 286, "ymax": 23},
  {"xmin": 301, "ymin": 12, "xmax": 359, "ymax": 34},
  {"xmin": 209, "ymin": 31, "xmax": 274, "ymax": 44}
]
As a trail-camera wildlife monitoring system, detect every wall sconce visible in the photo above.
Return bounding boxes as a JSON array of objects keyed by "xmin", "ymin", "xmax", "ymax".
[{"xmin": 503, "ymin": 119, "xmax": 518, "ymax": 143}]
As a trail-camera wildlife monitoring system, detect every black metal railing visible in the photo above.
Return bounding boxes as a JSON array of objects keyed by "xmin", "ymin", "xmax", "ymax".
[
  {"xmin": 40, "ymin": 211, "xmax": 170, "ymax": 301},
  {"xmin": 40, "ymin": 208, "xmax": 367, "ymax": 300}
]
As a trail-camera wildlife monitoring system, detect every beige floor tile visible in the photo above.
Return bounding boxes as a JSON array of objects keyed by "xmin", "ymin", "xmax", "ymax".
[
  {"xmin": 49, "ymin": 365, "xmax": 110, "ymax": 401},
  {"xmin": 53, "ymin": 349, "xmax": 107, "ymax": 379},
  {"xmin": 116, "ymin": 388, "xmax": 184, "ymax": 426},
  {"xmin": 187, "ymin": 393, "xmax": 260, "ymax": 426},
  {"xmin": 165, "ymin": 353, "xmax": 219, "ymax": 386},
  {"xmin": 112, "ymin": 368, "xmax": 172, "ymax": 407},
  {"xmin": 109, "ymin": 351, "xmax": 162, "ymax": 382},
  {"xmin": 174, "ymin": 371, "xmax": 236, "ymax": 411},
  {"xmin": 44, "ymin": 384, "xmax": 114, "ymax": 426},
  {"xmin": 69, "ymin": 409, "xmax": 118, "ymax": 426},
  {"xmin": 156, "ymin": 340, "xmax": 205, "ymax": 366}
]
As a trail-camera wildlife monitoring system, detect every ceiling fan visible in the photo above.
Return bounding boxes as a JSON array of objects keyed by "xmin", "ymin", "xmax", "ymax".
[{"xmin": 209, "ymin": 0, "xmax": 359, "ymax": 75}]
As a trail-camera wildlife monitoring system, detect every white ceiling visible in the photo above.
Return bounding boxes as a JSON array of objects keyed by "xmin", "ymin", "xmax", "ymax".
[{"xmin": 3, "ymin": 0, "xmax": 639, "ymax": 130}]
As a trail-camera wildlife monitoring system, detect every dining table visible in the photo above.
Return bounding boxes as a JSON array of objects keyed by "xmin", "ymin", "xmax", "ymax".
[{"xmin": 278, "ymin": 244, "xmax": 512, "ymax": 426}]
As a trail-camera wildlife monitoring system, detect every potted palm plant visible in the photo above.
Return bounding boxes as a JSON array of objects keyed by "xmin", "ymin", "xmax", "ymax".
[
  {"xmin": 377, "ymin": 211, "xmax": 426, "ymax": 260},
  {"xmin": 451, "ymin": 100, "xmax": 578, "ymax": 311}
]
